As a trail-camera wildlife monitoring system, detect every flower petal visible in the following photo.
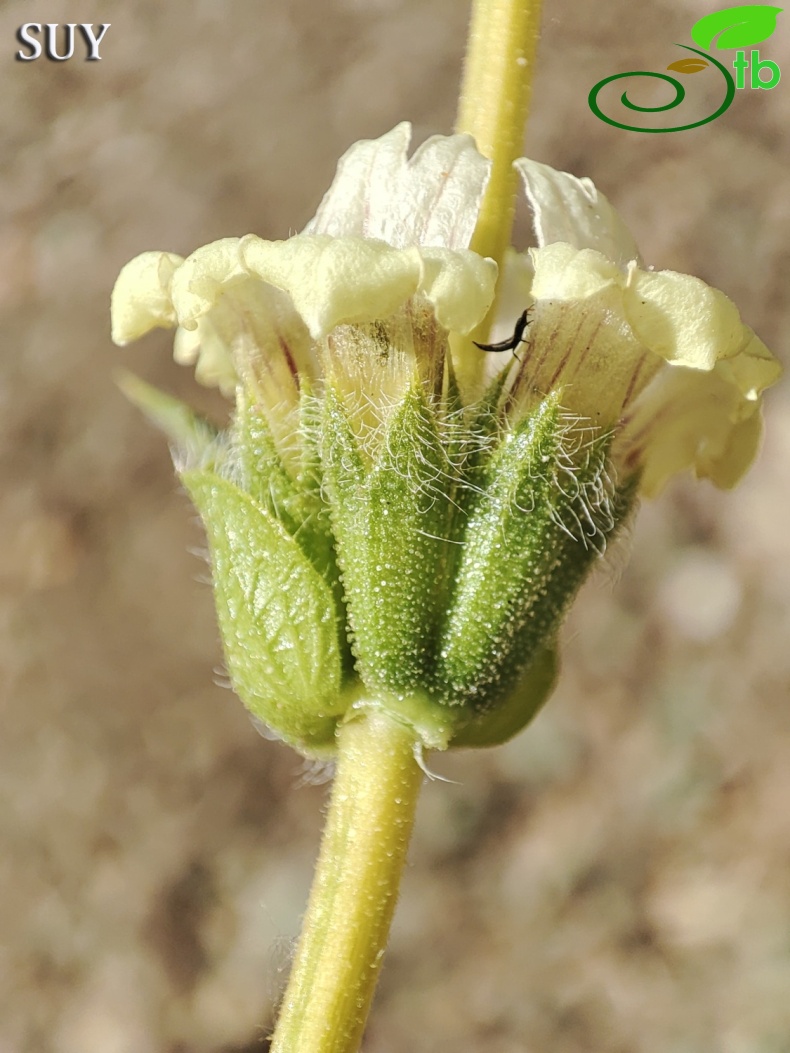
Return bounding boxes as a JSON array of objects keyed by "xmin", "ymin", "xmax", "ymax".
[
  {"xmin": 526, "ymin": 243, "xmax": 779, "ymax": 421},
  {"xmin": 510, "ymin": 288, "xmax": 656, "ymax": 425},
  {"xmin": 242, "ymin": 234, "xmax": 423, "ymax": 338},
  {"xmin": 172, "ymin": 322, "xmax": 237, "ymax": 394},
  {"xmin": 418, "ymin": 247, "xmax": 497, "ymax": 333},
  {"xmin": 620, "ymin": 367, "xmax": 751, "ymax": 495},
  {"xmin": 516, "ymin": 159, "xmax": 641, "ymax": 266},
  {"xmin": 619, "ymin": 327, "xmax": 779, "ymax": 495},
  {"xmin": 712, "ymin": 328, "xmax": 782, "ymax": 405},
  {"xmin": 169, "ymin": 238, "xmax": 248, "ymax": 331},
  {"xmin": 111, "ymin": 250, "xmax": 184, "ymax": 345},
  {"xmin": 160, "ymin": 239, "xmax": 319, "ymax": 449},
  {"xmin": 702, "ymin": 411, "xmax": 763, "ymax": 490},
  {"xmin": 305, "ymin": 123, "xmax": 411, "ymax": 240},
  {"xmin": 624, "ymin": 266, "xmax": 744, "ymax": 371},
  {"xmin": 520, "ymin": 244, "xmax": 658, "ymax": 421},
  {"xmin": 306, "ymin": 124, "xmax": 491, "ymax": 250},
  {"xmin": 242, "ymin": 233, "xmax": 495, "ymax": 340},
  {"xmin": 530, "ymin": 242, "xmax": 624, "ymax": 300}
]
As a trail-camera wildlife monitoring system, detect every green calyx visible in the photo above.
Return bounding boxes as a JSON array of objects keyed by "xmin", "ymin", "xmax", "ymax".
[
  {"xmin": 435, "ymin": 393, "xmax": 625, "ymax": 709},
  {"xmin": 168, "ymin": 372, "xmax": 635, "ymax": 756},
  {"xmin": 321, "ymin": 385, "xmax": 453, "ymax": 698},
  {"xmin": 182, "ymin": 470, "xmax": 348, "ymax": 754}
]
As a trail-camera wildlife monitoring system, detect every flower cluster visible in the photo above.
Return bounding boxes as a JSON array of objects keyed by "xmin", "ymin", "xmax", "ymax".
[{"xmin": 112, "ymin": 124, "xmax": 780, "ymax": 755}]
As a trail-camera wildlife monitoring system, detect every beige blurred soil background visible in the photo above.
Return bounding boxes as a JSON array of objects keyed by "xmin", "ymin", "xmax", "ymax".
[{"xmin": 2, "ymin": 1, "xmax": 790, "ymax": 1050}]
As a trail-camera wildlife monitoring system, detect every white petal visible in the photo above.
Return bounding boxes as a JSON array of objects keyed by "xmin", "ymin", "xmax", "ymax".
[
  {"xmin": 509, "ymin": 290, "xmax": 656, "ymax": 425},
  {"xmin": 173, "ymin": 325, "xmax": 201, "ymax": 367},
  {"xmin": 176, "ymin": 317, "xmax": 238, "ymax": 394},
  {"xmin": 169, "ymin": 238, "xmax": 247, "ymax": 330},
  {"xmin": 111, "ymin": 251, "xmax": 184, "ymax": 345},
  {"xmin": 516, "ymin": 159, "xmax": 641, "ymax": 266},
  {"xmin": 530, "ymin": 244, "xmax": 765, "ymax": 379},
  {"xmin": 530, "ymin": 243, "xmax": 623, "ymax": 301},
  {"xmin": 382, "ymin": 133, "xmax": 491, "ymax": 249},
  {"xmin": 717, "ymin": 328, "xmax": 782, "ymax": 404},
  {"xmin": 625, "ymin": 267, "xmax": 744, "ymax": 371},
  {"xmin": 168, "ymin": 238, "xmax": 317, "ymax": 412},
  {"xmin": 620, "ymin": 366, "xmax": 755, "ymax": 496},
  {"xmin": 242, "ymin": 234, "xmax": 422, "ymax": 338},
  {"xmin": 305, "ymin": 124, "xmax": 490, "ymax": 250},
  {"xmin": 618, "ymin": 325, "xmax": 779, "ymax": 495},
  {"xmin": 242, "ymin": 233, "xmax": 494, "ymax": 340},
  {"xmin": 305, "ymin": 124, "xmax": 411, "ymax": 240},
  {"xmin": 418, "ymin": 248, "xmax": 497, "ymax": 334}
]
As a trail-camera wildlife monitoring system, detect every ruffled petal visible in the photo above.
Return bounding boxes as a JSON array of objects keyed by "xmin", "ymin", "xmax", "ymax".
[
  {"xmin": 530, "ymin": 242, "xmax": 624, "ymax": 300},
  {"xmin": 169, "ymin": 238, "xmax": 248, "ymax": 331},
  {"xmin": 172, "ymin": 321, "xmax": 237, "ymax": 394},
  {"xmin": 617, "ymin": 324, "xmax": 778, "ymax": 495},
  {"xmin": 702, "ymin": 411, "xmax": 763, "ymax": 490},
  {"xmin": 304, "ymin": 124, "xmax": 411, "ymax": 240},
  {"xmin": 520, "ymin": 243, "xmax": 659, "ymax": 421},
  {"xmin": 110, "ymin": 143, "xmax": 780, "ymax": 502},
  {"xmin": 713, "ymin": 328, "xmax": 782, "ymax": 404},
  {"xmin": 142, "ymin": 239, "xmax": 317, "ymax": 443},
  {"xmin": 524, "ymin": 243, "xmax": 779, "ymax": 439},
  {"xmin": 242, "ymin": 234, "xmax": 423, "ymax": 338},
  {"xmin": 111, "ymin": 251, "xmax": 184, "ymax": 345},
  {"xmin": 306, "ymin": 124, "xmax": 490, "ymax": 250},
  {"xmin": 516, "ymin": 159, "xmax": 641, "ymax": 266},
  {"xmin": 417, "ymin": 247, "xmax": 496, "ymax": 333},
  {"xmin": 242, "ymin": 233, "xmax": 495, "ymax": 340},
  {"xmin": 621, "ymin": 367, "xmax": 751, "ymax": 496},
  {"xmin": 624, "ymin": 266, "xmax": 744, "ymax": 371}
]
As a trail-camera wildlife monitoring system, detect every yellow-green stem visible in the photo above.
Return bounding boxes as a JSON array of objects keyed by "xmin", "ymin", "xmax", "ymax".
[
  {"xmin": 454, "ymin": 0, "xmax": 544, "ymax": 388},
  {"xmin": 270, "ymin": 711, "xmax": 423, "ymax": 1053}
]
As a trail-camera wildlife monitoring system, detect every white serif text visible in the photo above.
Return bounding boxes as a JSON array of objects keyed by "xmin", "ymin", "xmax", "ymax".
[{"xmin": 16, "ymin": 24, "xmax": 111, "ymax": 62}]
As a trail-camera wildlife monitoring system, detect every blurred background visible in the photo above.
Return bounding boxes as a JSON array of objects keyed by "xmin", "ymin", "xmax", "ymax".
[{"xmin": 2, "ymin": 1, "xmax": 789, "ymax": 1050}]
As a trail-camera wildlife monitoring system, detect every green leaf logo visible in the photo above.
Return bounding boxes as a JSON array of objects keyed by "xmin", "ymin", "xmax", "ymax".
[
  {"xmin": 691, "ymin": 5, "xmax": 782, "ymax": 49},
  {"xmin": 667, "ymin": 57, "xmax": 710, "ymax": 73}
]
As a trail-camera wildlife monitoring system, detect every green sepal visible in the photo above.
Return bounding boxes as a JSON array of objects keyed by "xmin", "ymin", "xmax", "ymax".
[
  {"xmin": 437, "ymin": 394, "xmax": 632, "ymax": 715},
  {"xmin": 232, "ymin": 389, "xmax": 306, "ymax": 535},
  {"xmin": 321, "ymin": 385, "xmax": 453, "ymax": 695},
  {"xmin": 449, "ymin": 644, "xmax": 558, "ymax": 749},
  {"xmin": 469, "ymin": 359, "xmax": 514, "ymax": 451},
  {"xmin": 446, "ymin": 360, "xmax": 515, "ymax": 535},
  {"xmin": 231, "ymin": 393, "xmax": 354, "ymax": 684},
  {"xmin": 232, "ymin": 392, "xmax": 341, "ymax": 591},
  {"xmin": 116, "ymin": 370, "xmax": 221, "ymax": 466},
  {"xmin": 182, "ymin": 469, "xmax": 347, "ymax": 754}
]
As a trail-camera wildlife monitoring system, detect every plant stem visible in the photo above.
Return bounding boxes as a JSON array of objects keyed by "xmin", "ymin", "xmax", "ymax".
[
  {"xmin": 271, "ymin": 7, "xmax": 545, "ymax": 1046},
  {"xmin": 454, "ymin": 0, "xmax": 544, "ymax": 387},
  {"xmin": 270, "ymin": 711, "xmax": 423, "ymax": 1053}
]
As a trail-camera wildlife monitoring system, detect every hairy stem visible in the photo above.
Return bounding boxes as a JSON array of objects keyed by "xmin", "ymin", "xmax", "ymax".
[
  {"xmin": 454, "ymin": 0, "xmax": 544, "ymax": 388},
  {"xmin": 270, "ymin": 711, "xmax": 423, "ymax": 1053}
]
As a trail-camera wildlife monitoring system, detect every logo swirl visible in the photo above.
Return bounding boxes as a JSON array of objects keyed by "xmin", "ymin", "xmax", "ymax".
[{"xmin": 588, "ymin": 45, "xmax": 736, "ymax": 133}]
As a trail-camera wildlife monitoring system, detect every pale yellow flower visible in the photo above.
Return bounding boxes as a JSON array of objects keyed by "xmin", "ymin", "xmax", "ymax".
[
  {"xmin": 495, "ymin": 159, "xmax": 781, "ymax": 495},
  {"xmin": 111, "ymin": 124, "xmax": 780, "ymax": 494}
]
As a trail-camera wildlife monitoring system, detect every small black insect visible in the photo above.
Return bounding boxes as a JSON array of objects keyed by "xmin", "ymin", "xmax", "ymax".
[{"xmin": 473, "ymin": 308, "xmax": 531, "ymax": 358}]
